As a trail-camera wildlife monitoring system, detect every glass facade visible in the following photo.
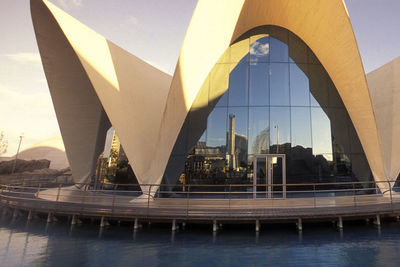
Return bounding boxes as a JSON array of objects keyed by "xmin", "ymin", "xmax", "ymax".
[{"xmin": 163, "ymin": 25, "xmax": 372, "ymax": 188}]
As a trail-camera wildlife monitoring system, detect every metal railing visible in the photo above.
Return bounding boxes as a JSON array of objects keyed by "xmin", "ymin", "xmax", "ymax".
[{"xmin": 0, "ymin": 179, "xmax": 399, "ymax": 220}]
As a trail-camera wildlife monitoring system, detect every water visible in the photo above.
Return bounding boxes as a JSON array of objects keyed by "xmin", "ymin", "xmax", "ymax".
[{"xmin": 1, "ymin": 215, "xmax": 400, "ymax": 267}]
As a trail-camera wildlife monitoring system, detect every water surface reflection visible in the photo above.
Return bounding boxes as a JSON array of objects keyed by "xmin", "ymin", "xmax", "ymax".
[{"xmin": 1, "ymin": 217, "xmax": 400, "ymax": 266}]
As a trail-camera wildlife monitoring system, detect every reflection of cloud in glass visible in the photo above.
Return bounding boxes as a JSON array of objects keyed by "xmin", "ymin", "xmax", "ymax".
[
  {"xmin": 252, "ymin": 128, "xmax": 269, "ymax": 154},
  {"xmin": 250, "ymin": 41, "xmax": 270, "ymax": 56}
]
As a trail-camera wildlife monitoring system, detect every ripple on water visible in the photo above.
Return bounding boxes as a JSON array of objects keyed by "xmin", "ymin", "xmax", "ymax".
[{"xmin": 0, "ymin": 218, "xmax": 400, "ymax": 266}]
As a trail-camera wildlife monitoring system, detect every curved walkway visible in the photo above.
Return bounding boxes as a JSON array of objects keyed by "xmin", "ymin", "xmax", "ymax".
[{"xmin": 1, "ymin": 183, "xmax": 400, "ymax": 224}]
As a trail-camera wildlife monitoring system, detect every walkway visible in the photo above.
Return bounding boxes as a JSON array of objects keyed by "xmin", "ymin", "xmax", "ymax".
[{"xmin": 1, "ymin": 182, "xmax": 400, "ymax": 223}]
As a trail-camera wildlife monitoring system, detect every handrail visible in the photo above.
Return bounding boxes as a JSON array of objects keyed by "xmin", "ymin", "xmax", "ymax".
[{"xmin": 0, "ymin": 179, "xmax": 395, "ymax": 188}]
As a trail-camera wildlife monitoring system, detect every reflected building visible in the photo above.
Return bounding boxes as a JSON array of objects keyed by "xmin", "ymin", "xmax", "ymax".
[{"xmin": 31, "ymin": 0, "xmax": 399, "ymax": 196}]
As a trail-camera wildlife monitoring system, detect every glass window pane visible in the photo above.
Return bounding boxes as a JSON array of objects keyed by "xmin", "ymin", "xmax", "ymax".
[
  {"xmin": 290, "ymin": 63, "xmax": 310, "ymax": 106},
  {"xmin": 206, "ymin": 107, "xmax": 227, "ymax": 151},
  {"xmin": 313, "ymin": 153, "xmax": 334, "ymax": 181},
  {"xmin": 249, "ymin": 107, "xmax": 269, "ymax": 154},
  {"xmin": 309, "ymin": 64, "xmax": 328, "ymax": 107},
  {"xmin": 270, "ymin": 63, "xmax": 289, "ymax": 106},
  {"xmin": 250, "ymin": 36, "xmax": 269, "ymax": 63},
  {"xmin": 228, "ymin": 63, "xmax": 248, "ymax": 106},
  {"xmin": 333, "ymin": 153, "xmax": 352, "ymax": 177},
  {"xmin": 311, "ymin": 107, "xmax": 333, "ymax": 156},
  {"xmin": 249, "ymin": 63, "xmax": 269, "ymax": 106},
  {"xmin": 270, "ymin": 107, "xmax": 291, "ymax": 153},
  {"xmin": 227, "ymin": 107, "xmax": 248, "ymax": 170},
  {"xmin": 291, "ymin": 107, "xmax": 312, "ymax": 149}
]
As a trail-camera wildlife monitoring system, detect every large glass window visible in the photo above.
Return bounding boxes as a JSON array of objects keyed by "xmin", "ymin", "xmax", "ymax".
[
  {"xmin": 270, "ymin": 107, "xmax": 291, "ymax": 153},
  {"xmin": 290, "ymin": 63, "xmax": 310, "ymax": 106},
  {"xmin": 270, "ymin": 63, "xmax": 289, "ymax": 106},
  {"xmin": 291, "ymin": 107, "xmax": 312, "ymax": 149},
  {"xmin": 164, "ymin": 25, "xmax": 372, "ymax": 190},
  {"xmin": 228, "ymin": 63, "xmax": 248, "ymax": 106},
  {"xmin": 206, "ymin": 107, "xmax": 227, "ymax": 149},
  {"xmin": 250, "ymin": 36, "xmax": 269, "ymax": 63},
  {"xmin": 249, "ymin": 63, "xmax": 269, "ymax": 106},
  {"xmin": 248, "ymin": 107, "xmax": 269, "ymax": 155},
  {"xmin": 311, "ymin": 107, "xmax": 333, "ymax": 157}
]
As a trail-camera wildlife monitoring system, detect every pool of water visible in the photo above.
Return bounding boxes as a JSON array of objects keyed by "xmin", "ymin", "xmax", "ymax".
[{"xmin": 1, "ymin": 213, "xmax": 400, "ymax": 266}]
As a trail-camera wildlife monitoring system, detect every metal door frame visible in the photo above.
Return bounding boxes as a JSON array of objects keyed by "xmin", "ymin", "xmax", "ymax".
[{"xmin": 253, "ymin": 154, "xmax": 286, "ymax": 199}]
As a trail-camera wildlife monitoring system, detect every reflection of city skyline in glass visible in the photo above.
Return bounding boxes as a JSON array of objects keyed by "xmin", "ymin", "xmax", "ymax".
[{"xmin": 164, "ymin": 25, "xmax": 372, "ymax": 186}]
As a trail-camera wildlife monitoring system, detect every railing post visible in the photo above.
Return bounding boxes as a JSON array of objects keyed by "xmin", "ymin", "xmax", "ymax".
[
  {"xmin": 36, "ymin": 183, "xmax": 41, "ymax": 198},
  {"xmin": 20, "ymin": 180, "xmax": 25, "ymax": 198},
  {"xmin": 388, "ymin": 181, "xmax": 393, "ymax": 212},
  {"xmin": 228, "ymin": 184, "xmax": 232, "ymax": 216},
  {"xmin": 56, "ymin": 183, "xmax": 61, "ymax": 202},
  {"xmin": 313, "ymin": 184, "xmax": 316, "ymax": 208},
  {"xmin": 147, "ymin": 185, "xmax": 152, "ymax": 219},
  {"xmin": 80, "ymin": 187, "xmax": 86, "ymax": 214},
  {"xmin": 186, "ymin": 184, "xmax": 190, "ymax": 218},
  {"xmin": 111, "ymin": 186, "xmax": 116, "ymax": 214},
  {"xmin": 353, "ymin": 183, "xmax": 356, "ymax": 207}
]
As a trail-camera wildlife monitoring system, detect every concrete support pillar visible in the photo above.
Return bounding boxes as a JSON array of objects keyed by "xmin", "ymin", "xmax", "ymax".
[
  {"xmin": 100, "ymin": 216, "xmax": 109, "ymax": 227},
  {"xmin": 396, "ymin": 216, "xmax": 399, "ymax": 222},
  {"xmin": 213, "ymin": 220, "xmax": 218, "ymax": 232},
  {"xmin": 133, "ymin": 218, "xmax": 140, "ymax": 230},
  {"xmin": 1, "ymin": 207, "xmax": 7, "ymax": 217},
  {"xmin": 27, "ymin": 210, "xmax": 32, "ymax": 221},
  {"xmin": 297, "ymin": 218, "xmax": 302, "ymax": 231},
  {"xmin": 338, "ymin": 216, "xmax": 343, "ymax": 230},
  {"xmin": 12, "ymin": 209, "xmax": 19, "ymax": 220},
  {"xmin": 71, "ymin": 215, "xmax": 79, "ymax": 225},
  {"xmin": 255, "ymin": 219, "xmax": 260, "ymax": 232},
  {"xmin": 172, "ymin": 219, "xmax": 178, "ymax": 231},
  {"xmin": 374, "ymin": 214, "xmax": 381, "ymax": 226},
  {"xmin": 47, "ymin": 212, "xmax": 52, "ymax": 223}
]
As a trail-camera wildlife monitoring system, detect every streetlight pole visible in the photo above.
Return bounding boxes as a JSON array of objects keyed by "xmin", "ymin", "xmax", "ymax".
[
  {"xmin": 274, "ymin": 125, "xmax": 279, "ymax": 153},
  {"xmin": 11, "ymin": 134, "xmax": 24, "ymax": 174}
]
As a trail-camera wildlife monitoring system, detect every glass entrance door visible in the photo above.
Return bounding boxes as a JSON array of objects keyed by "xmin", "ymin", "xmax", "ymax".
[{"xmin": 253, "ymin": 154, "xmax": 286, "ymax": 199}]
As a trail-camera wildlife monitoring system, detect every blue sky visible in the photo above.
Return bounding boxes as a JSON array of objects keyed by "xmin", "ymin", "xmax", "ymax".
[{"xmin": 0, "ymin": 0, "xmax": 399, "ymax": 156}]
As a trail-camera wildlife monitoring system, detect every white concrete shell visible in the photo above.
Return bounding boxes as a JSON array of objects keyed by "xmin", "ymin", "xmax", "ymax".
[
  {"xmin": 32, "ymin": 0, "xmax": 392, "ymax": 193},
  {"xmin": 31, "ymin": 0, "xmax": 172, "ymax": 191},
  {"xmin": 367, "ymin": 56, "xmax": 400, "ymax": 189},
  {"xmin": 148, "ymin": 0, "xmax": 387, "ymax": 191}
]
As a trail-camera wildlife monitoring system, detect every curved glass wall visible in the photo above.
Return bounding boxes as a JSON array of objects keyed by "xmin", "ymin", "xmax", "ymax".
[{"xmin": 162, "ymin": 25, "xmax": 372, "ymax": 189}]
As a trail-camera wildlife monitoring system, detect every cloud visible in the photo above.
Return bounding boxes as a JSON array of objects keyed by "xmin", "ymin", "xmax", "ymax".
[
  {"xmin": 4, "ymin": 53, "xmax": 42, "ymax": 65},
  {"xmin": 54, "ymin": 0, "xmax": 83, "ymax": 10},
  {"xmin": 250, "ymin": 41, "xmax": 270, "ymax": 56}
]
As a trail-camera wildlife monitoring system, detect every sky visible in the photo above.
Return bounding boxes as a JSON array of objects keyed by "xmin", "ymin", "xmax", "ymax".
[{"xmin": 0, "ymin": 0, "xmax": 399, "ymax": 156}]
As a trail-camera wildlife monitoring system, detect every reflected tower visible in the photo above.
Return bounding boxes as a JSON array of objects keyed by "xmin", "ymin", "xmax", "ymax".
[{"xmin": 226, "ymin": 114, "xmax": 237, "ymax": 170}]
